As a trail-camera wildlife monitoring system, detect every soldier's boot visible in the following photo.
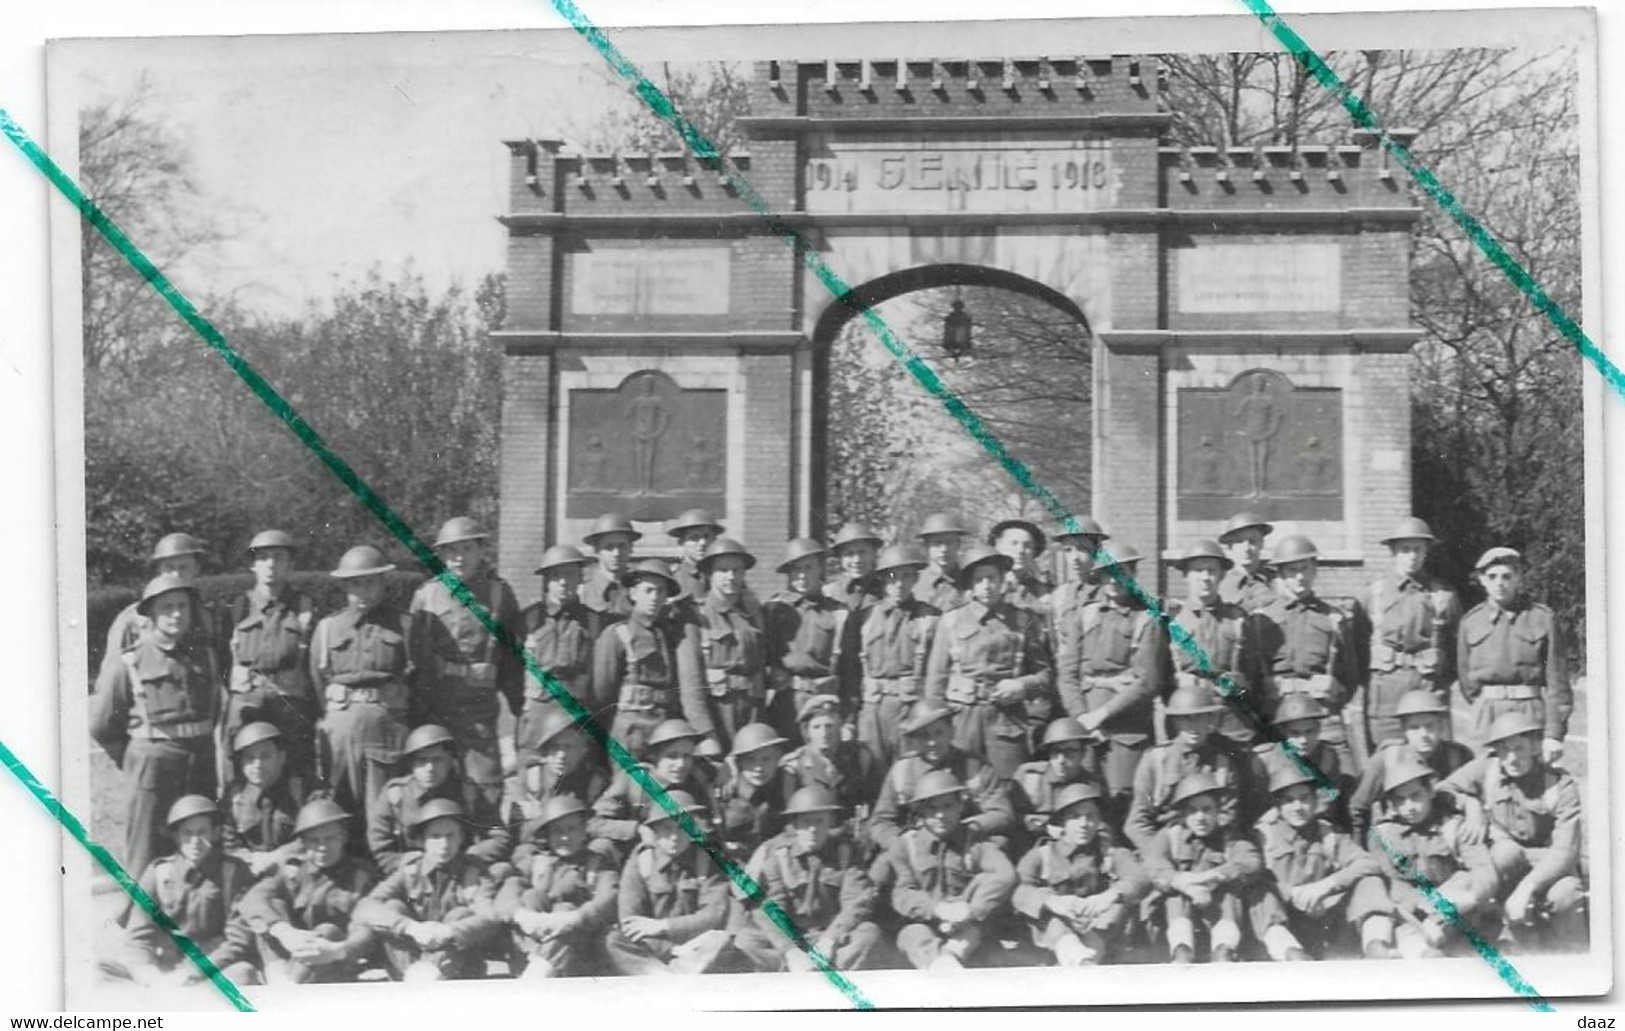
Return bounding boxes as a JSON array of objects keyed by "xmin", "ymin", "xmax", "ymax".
[
  {"xmin": 668, "ymin": 929, "xmax": 730, "ymax": 975},
  {"xmin": 519, "ymin": 957, "xmax": 558, "ymax": 980},
  {"xmin": 1210, "ymin": 918, "xmax": 1242, "ymax": 962},
  {"xmin": 1170, "ymin": 944, "xmax": 1195, "ymax": 965},
  {"xmin": 1053, "ymin": 931, "xmax": 1102, "ymax": 967},
  {"xmin": 1261, "ymin": 924, "xmax": 1307, "ymax": 962},
  {"xmin": 1167, "ymin": 916, "xmax": 1197, "ymax": 962},
  {"xmin": 1359, "ymin": 915, "xmax": 1397, "ymax": 959},
  {"xmin": 1394, "ymin": 924, "xmax": 1442, "ymax": 960}
]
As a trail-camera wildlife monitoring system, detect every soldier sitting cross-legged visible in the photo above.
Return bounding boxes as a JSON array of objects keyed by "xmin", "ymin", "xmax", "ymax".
[{"xmin": 497, "ymin": 794, "xmax": 620, "ymax": 979}]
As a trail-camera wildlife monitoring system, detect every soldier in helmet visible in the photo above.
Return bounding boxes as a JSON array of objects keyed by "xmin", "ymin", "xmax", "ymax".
[
  {"xmin": 781, "ymin": 694, "xmax": 882, "ymax": 845},
  {"xmin": 497, "ymin": 794, "xmax": 620, "ymax": 979},
  {"xmin": 368, "ymin": 724, "xmax": 511, "ymax": 876},
  {"xmin": 924, "ymin": 544, "xmax": 1054, "ymax": 779},
  {"xmin": 828, "ymin": 521, "xmax": 885, "ymax": 615},
  {"xmin": 1437, "ymin": 712, "xmax": 1586, "ymax": 950},
  {"xmin": 357, "ymin": 798, "xmax": 505, "ymax": 981},
  {"xmin": 1457, "ymin": 547, "xmax": 1572, "ymax": 765},
  {"xmin": 516, "ymin": 544, "xmax": 599, "ymax": 762},
  {"xmin": 92, "ymin": 572, "xmax": 222, "ymax": 882},
  {"xmin": 1056, "ymin": 543, "xmax": 1168, "ymax": 829},
  {"xmin": 97, "ymin": 796, "xmax": 254, "ymax": 987},
  {"xmin": 733, "ymin": 786, "xmax": 883, "ymax": 973},
  {"xmin": 712, "ymin": 723, "xmax": 796, "ymax": 869},
  {"xmin": 412, "ymin": 516, "xmax": 525, "ymax": 769},
  {"xmin": 887, "ymin": 770, "xmax": 1019, "ymax": 971},
  {"xmin": 1363, "ymin": 517, "xmax": 1461, "ymax": 750},
  {"xmin": 580, "ymin": 513, "xmax": 641, "ymax": 637},
  {"xmin": 868, "ymin": 703, "xmax": 1015, "ymax": 856},
  {"xmin": 854, "ymin": 544, "xmax": 940, "ymax": 766},
  {"xmin": 233, "ymin": 798, "xmax": 383, "ymax": 984},
  {"xmin": 592, "ymin": 558, "xmax": 707, "ymax": 758},
  {"xmin": 309, "ymin": 545, "xmax": 423, "ymax": 827},
  {"xmin": 222, "ymin": 529, "xmax": 318, "ymax": 783},
  {"xmin": 916, "ymin": 513, "xmax": 970, "ymax": 613},
  {"xmin": 667, "ymin": 509, "xmax": 724, "ymax": 602},
  {"xmin": 1010, "ymin": 717, "xmax": 1104, "ymax": 847},
  {"xmin": 1013, "ymin": 782, "xmax": 1150, "ymax": 966},
  {"xmin": 1168, "ymin": 539, "xmax": 1257, "ymax": 748},
  {"xmin": 98, "ymin": 532, "xmax": 221, "ymax": 684},
  {"xmin": 590, "ymin": 719, "xmax": 720, "ymax": 853},
  {"xmin": 219, "ymin": 721, "xmax": 311, "ymax": 877},
  {"xmin": 1348, "ymin": 690, "xmax": 1475, "ymax": 840},
  {"xmin": 1248, "ymin": 696, "xmax": 1351, "ymax": 830},
  {"xmin": 605, "ymin": 790, "xmax": 736, "ymax": 975},
  {"xmin": 686, "ymin": 538, "xmax": 769, "ymax": 753},
  {"xmin": 509, "ymin": 708, "xmax": 609, "ymax": 857},
  {"xmin": 1244, "ymin": 534, "xmax": 1362, "ymax": 773},
  {"xmin": 762, "ymin": 538, "xmax": 853, "ymax": 741},
  {"xmin": 1048, "ymin": 517, "xmax": 1110, "ymax": 646},
  {"xmin": 1217, "ymin": 511, "xmax": 1278, "ymax": 613},
  {"xmin": 1123, "ymin": 684, "xmax": 1245, "ymax": 853},
  {"xmin": 1366, "ymin": 759, "xmax": 1499, "ymax": 958}
]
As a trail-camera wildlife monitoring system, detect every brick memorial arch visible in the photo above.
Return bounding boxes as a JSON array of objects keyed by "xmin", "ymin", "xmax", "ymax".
[{"xmin": 496, "ymin": 57, "xmax": 1420, "ymax": 603}]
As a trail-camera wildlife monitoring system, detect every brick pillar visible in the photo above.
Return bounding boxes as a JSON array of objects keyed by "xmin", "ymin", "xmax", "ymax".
[
  {"xmin": 499, "ymin": 351, "xmax": 553, "ymax": 608},
  {"xmin": 740, "ymin": 351, "xmax": 796, "ymax": 601},
  {"xmin": 1097, "ymin": 345, "xmax": 1163, "ymax": 598}
]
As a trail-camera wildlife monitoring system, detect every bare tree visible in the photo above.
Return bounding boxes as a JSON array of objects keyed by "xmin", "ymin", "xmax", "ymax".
[{"xmin": 570, "ymin": 61, "xmax": 751, "ymax": 157}]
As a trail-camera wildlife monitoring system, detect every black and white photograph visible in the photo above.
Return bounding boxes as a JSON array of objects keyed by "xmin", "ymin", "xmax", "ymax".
[{"xmin": 30, "ymin": 2, "xmax": 1611, "ymax": 1013}]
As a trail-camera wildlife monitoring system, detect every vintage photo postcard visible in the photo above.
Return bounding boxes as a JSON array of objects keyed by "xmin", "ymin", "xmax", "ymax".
[{"xmin": 45, "ymin": 5, "xmax": 1609, "ymax": 1011}]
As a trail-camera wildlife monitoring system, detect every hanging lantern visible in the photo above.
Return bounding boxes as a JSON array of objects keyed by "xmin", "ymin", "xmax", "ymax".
[{"xmin": 942, "ymin": 298, "xmax": 973, "ymax": 361}]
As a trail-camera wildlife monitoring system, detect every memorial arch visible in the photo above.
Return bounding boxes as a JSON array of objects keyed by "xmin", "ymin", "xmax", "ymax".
[{"xmin": 495, "ymin": 57, "xmax": 1421, "ymax": 602}]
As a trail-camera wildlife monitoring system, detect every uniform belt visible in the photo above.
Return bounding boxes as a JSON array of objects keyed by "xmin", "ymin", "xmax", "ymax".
[
  {"xmin": 705, "ymin": 667, "xmax": 765, "ymax": 697},
  {"xmin": 328, "ymin": 682, "xmax": 409, "ymax": 709},
  {"xmin": 229, "ymin": 665, "xmax": 307, "ymax": 696},
  {"xmin": 1082, "ymin": 672, "xmax": 1137, "ymax": 691},
  {"xmin": 946, "ymin": 674, "xmax": 1001, "ymax": 705},
  {"xmin": 1370, "ymin": 645, "xmax": 1438, "ymax": 673},
  {"xmin": 618, "ymin": 682, "xmax": 675, "ymax": 712},
  {"xmin": 791, "ymin": 674, "xmax": 838, "ymax": 694},
  {"xmin": 1275, "ymin": 674, "xmax": 1332, "ymax": 696},
  {"xmin": 130, "ymin": 719, "xmax": 213, "ymax": 741},
  {"xmin": 863, "ymin": 675, "xmax": 919, "ymax": 701},
  {"xmin": 442, "ymin": 661, "xmax": 497, "ymax": 687},
  {"xmin": 1480, "ymin": 683, "xmax": 1542, "ymax": 701}
]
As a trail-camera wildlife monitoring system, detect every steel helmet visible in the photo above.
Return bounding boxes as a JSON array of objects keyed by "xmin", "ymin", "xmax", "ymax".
[
  {"xmin": 1270, "ymin": 535, "xmax": 1320, "ymax": 565},
  {"xmin": 1164, "ymin": 683, "xmax": 1222, "ymax": 717},
  {"xmin": 231, "ymin": 721, "xmax": 284, "ymax": 754},
  {"xmin": 909, "ymin": 769, "xmax": 966, "ymax": 807},
  {"xmin": 293, "ymin": 798, "xmax": 351, "ymax": 837},
  {"xmin": 1051, "ymin": 781, "xmax": 1107, "ymax": 818},
  {"xmin": 776, "ymin": 537, "xmax": 829, "ymax": 574},
  {"xmin": 697, "ymin": 537, "xmax": 756, "ymax": 573},
  {"xmin": 873, "ymin": 544, "xmax": 929, "ymax": 576},
  {"xmin": 1096, "ymin": 543, "xmax": 1144, "ymax": 571},
  {"xmin": 247, "ymin": 529, "xmax": 297, "ymax": 553},
  {"xmin": 728, "ymin": 723, "xmax": 789, "ymax": 758},
  {"xmin": 1482, "ymin": 711, "xmax": 1544, "ymax": 748},
  {"xmin": 533, "ymin": 794, "xmax": 590, "ymax": 830},
  {"xmin": 916, "ymin": 513, "xmax": 970, "ymax": 540},
  {"xmin": 900, "ymin": 703, "xmax": 954, "ymax": 736},
  {"xmin": 955, "ymin": 544, "xmax": 1014, "ymax": 588},
  {"xmin": 645, "ymin": 719, "xmax": 705, "ymax": 751},
  {"xmin": 135, "ymin": 571, "xmax": 201, "ymax": 616},
  {"xmin": 1172, "ymin": 539, "xmax": 1233, "ymax": 572},
  {"xmin": 165, "ymin": 794, "xmax": 221, "ymax": 829},
  {"xmin": 331, "ymin": 545, "xmax": 396, "ymax": 579},
  {"xmin": 621, "ymin": 558, "xmax": 680, "ymax": 595},
  {"xmin": 1272, "ymin": 695, "xmax": 1329, "ymax": 725},
  {"xmin": 1169, "ymin": 772, "xmax": 1226, "ymax": 808},
  {"xmin": 583, "ymin": 513, "xmax": 642, "ymax": 546},
  {"xmin": 1267, "ymin": 763, "xmax": 1321, "ymax": 796},
  {"xmin": 1379, "ymin": 517, "xmax": 1438, "ymax": 546},
  {"xmin": 643, "ymin": 790, "xmax": 706, "ymax": 826},
  {"xmin": 1393, "ymin": 690, "xmax": 1450, "ymax": 719},
  {"xmin": 831, "ymin": 522, "xmax": 884, "ymax": 551},
  {"xmin": 433, "ymin": 516, "xmax": 489, "ymax": 548},
  {"xmin": 408, "ymin": 797, "xmax": 467, "ymax": 831},
  {"xmin": 402, "ymin": 724, "xmax": 458, "ymax": 757},
  {"xmin": 1054, "ymin": 516, "xmax": 1109, "ymax": 542},
  {"xmin": 150, "ymin": 532, "xmax": 207, "ymax": 563},
  {"xmin": 530, "ymin": 707, "xmax": 582, "ymax": 749},
  {"xmin": 667, "ymin": 509, "xmax": 724, "ymax": 538},
  {"xmin": 1217, "ymin": 511, "xmax": 1273, "ymax": 544},
  {"xmin": 534, "ymin": 544, "xmax": 593, "ymax": 575},
  {"xmin": 782, "ymin": 786, "xmax": 843, "ymax": 818},
  {"xmin": 1041, "ymin": 717, "xmax": 1091, "ymax": 751},
  {"xmin": 1382, "ymin": 758, "xmax": 1436, "ymax": 795}
]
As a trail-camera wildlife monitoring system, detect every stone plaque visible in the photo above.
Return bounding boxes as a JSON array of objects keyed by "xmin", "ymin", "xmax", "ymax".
[
  {"xmin": 566, "ymin": 370, "xmax": 726, "ymax": 521},
  {"xmin": 804, "ymin": 136, "xmax": 1115, "ymax": 215},
  {"xmin": 1175, "ymin": 243, "xmax": 1341, "ymax": 313},
  {"xmin": 1177, "ymin": 369, "xmax": 1343, "ymax": 521},
  {"xmin": 570, "ymin": 248, "xmax": 731, "ymax": 315}
]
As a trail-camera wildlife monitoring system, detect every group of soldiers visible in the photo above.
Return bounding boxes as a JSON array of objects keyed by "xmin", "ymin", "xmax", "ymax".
[{"xmin": 88, "ymin": 506, "xmax": 1586, "ymax": 985}]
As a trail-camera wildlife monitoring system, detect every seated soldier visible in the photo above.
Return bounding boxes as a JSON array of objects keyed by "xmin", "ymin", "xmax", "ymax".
[
  {"xmin": 507, "ymin": 708, "xmax": 609, "ymax": 870},
  {"xmin": 1125, "ymin": 685, "xmax": 1245, "ymax": 853},
  {"xmin": 1255, "ymin": 765, "xmax": 1395, "ymax": 960},
  {"xmin": 1366, "ymin": 758, "xmax": 1499, "ymax": 959},
  {"xmin": 98, "ymin": 796, "xmax": 255, "ymax": 987},
  {"xmin": 1249, "ymin": 696, "xmax": 1351, "ymax": 830},
  {"xmin": 887, "ymin": 770, "xmax": 1019, "ymax": 972},
  {"xmin": 498, "ymin": 795, "xmax": 619, "ymax": 979},
  {"xmin": 1013, "ymin": 782, "xmax": 1150, "ymax": 966},
  {"xmin": 232, "ymin": 798, "xmax": 382, "ymax": 984},
  {"xmin": 590, "ymin": 719, "xmax": 719, "ymax": 854},
  {"xmin": 781, "ymin": 694, "xmax": 882, "ymax": 847},
  {"xmin": 356, "ymin": 798, "xmax": 505, "ymax": 981},
  {"xmin": 733, "ymin": 786, "xmax": 883, "ymax": 973},
  {"xmin": 219, "ymin": 721, "xmax": 311, "ymax": 878},
  {"xmin": 713, "ymin": 722, "xmax": 797, "ymax": 870},
  {"xmin": 1438, "ymin": 712, "xmax": 1586, "ymax": 951},
  {"xmin": 1144, "ymin": 774, "xmax": 1275, "ymax": 963},
  {"xmin": 1349, "ymin": 690, "xmax": 1474, "ymax": 840},
  {"xmin": 604, "ymin": 789, "xmax": 735, "ymax": 975},
  {"xmin": 869, "ymin": 703, "xmax": 1016, "ymax": 858},
  {"xmin": 368, "ymin": 724, "xmax": 510, "ymax": 875},
  {"xmin": 1010, "ymin": 717, "xmax": 1104, "ymax": 849}
]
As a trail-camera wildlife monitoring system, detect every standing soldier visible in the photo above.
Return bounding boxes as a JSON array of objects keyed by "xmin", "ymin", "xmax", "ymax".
[
  {"xmin": 1244, "ymin": 535, "xmax": 1362, "ymax": 773},
  {"xmin": 1048, "ymin": 517, "xmax": 1110, "ymax": 647},
  {"xmin": 1457, "ymin": 547, "xmax": 1572, "ymax": 764},
  {"xmin": 828, "ymin": 521, "xmax": 885, "ymax": 614},
  {"xmin": 412, "ymin": 517, "xmax": 524, "ymax": 770},
  {"xmin": 310, "ymin": 545, "xmax": 422, "ymax": 828},
  {"xmin": 917, "ymin": 513, "xmax": 970, "ymax": 613},
  {"xmin": 762, "ymin": 538, "xmax": 852, "ymax": 740},
  {"xmin": 1217, "ymin": 512, "xmax": 1278, "ymax": 613},
  {"xmin": 515, "ymin": 545, "xmax": 598, "ymax": 763},
  {"xmin": 666, "ymin": 509, "xmax": 723, "ymax": 602},
  {"xmin": 99, "ymin": 532, "xmax": 220, "ymax": 684},
  {"xmin": 223, "ymin": 529, "xmax": 317, "ymax": 783},
  {"xmin": 592, "ymin": 559, "xmax": 706, "ymax": 759},
  {"xmin": 989, "ymin": 519, "xmax": 1060, "ymax": 739},
  {"xmin": 580, "ymin": 513, "xmax": 640, "ymax": 637},
  {"xmin": 1169, "ymin": 539, "xmax": 1257, "ymax": 748},
  {"xmin": 924, "ymin": 544, "xmax": 1053, "ymax": 779},
  {"xmin": 688, "ymin": 538, "xmax": 769, "ymax": 754},
  {"xmin": 1364, "ymin": 517, "xmax": 1461, "ymax": 747},
  {"xmin": 92, "ymin": 571, "xmax": 221, "ymax": 882},
  {"xmin": 1055, "ymin": 543, "xmax": 1168, "ymax": 829},
  {"xmin": 854, "ymin": 544, "xmax": 939, "ymax": 766}
]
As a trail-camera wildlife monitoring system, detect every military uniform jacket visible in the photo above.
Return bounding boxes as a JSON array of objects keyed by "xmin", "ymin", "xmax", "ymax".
[
  {"xmin": 691, "ymin": 591, "xmax": 768, "ymax": 711},
  {"xmin": 1047, "ymin": 579, "xmax": 1100, "ymax": 644},
  {"xmin": 1003, "ymin": 571, "xmax": 1054, "ymax": 624},
  {"xmin": 673, "ymin": 559, "xmax": 706, "ymax": 606},
  {"xmin": 1257, "ymin": 817, "xmax": 1377, "ymax": 893},
  {"xmin": 856, "ymin": 597, "xmax": 939, "ymax": 696},
  {"xmin": 617, "ymin": 844, "xmax": 730, "ymax": 942},
  {"xmin": 923, "ymin": 600, "xmax": 1053, "ymax": 715},
  {"xmin": 1055, "ymin": 598, "xmax": 1168, "ymax": 744},
  {"xmin": 1367, "ymin": 810, "xmax": 1496, "ymax": 917},
  {"xmin": 228, "ymin": 585, "xmax": 315, "ymax": 696},
  {"xmin": 1248, "ymin": 740, "xmax": 1345, "ymax": 827},
  {"xmin": 920, "ymin": 567, "xmax": 963, "ymax": 614},
  {"xmin": 888, "ymin": 827, "xmax": 1018, "ymax": 922},
  {"xmin": 830, "ymin": 572, "xmax": 882, "ymax": 615},
  {"xmin": 221, "ymin": 775, "xmax": 309, "ymax": 858},
  {"xmin": 369, "ymin": 774, "xmax": 512, "ymax": 874},
  {"xmin": 237, "ymin": 853, "xmax": 380, "ymax": 961},
  {"xmin": 713, "ymin": 765, "xmax": 796, "ymax": 862},
  {"xmin": 1169, "ymin": 599, "xmax": 1253, "ymax": 704},
  {"xmin": 1244, "ymin": 594, "xmax": 1359, "ymax": 712},
  {"xmin": 100, "ymin": 598, "xmax": 225, "ymax": 686},
  {"xmin": 1010, "ymin": 762, "xmax": 1094, "ymax": 837},
  {"xmin": 1348, "ymin": 739, "xmax": 1475, "ymax": 825},
  {"xmin": 511, "ymin": 765, "xmax": 609, "ymax": 840},
  {"xmin": 521, "ymin": 600, "xmax": 597, "ymax": 707},
  {"xmin": 754, "ymin": 837, "xmax": 875, "ymax": 939},
  {"xmin": 411, "ymin": 574, "xmax": 525, "ymax": 716},
  {"xmin": 590, "ymin": 766, "xmax": 718, "ymax": 846},
  {"xmin": 591, "ymin": 611, "xmax": 705, "ymax": 724},
  {"xmin": 869, "ymin": 749, "xmax": 1016, "ymax": 851},
  {"xmin": 1124, "ymin": 738, "xmax": 1243, "ymax": 852},
  {"xmin": 1013, "ymin": 832, "xmax": 1150, "ymax": 919},
  {"xmin": 309, "ymin": 603, "xmax": 421, "ymax": 698},
  {"xmin": 500, "ymin": 840, "xmax": 620, "ymax": 933},
  {"xmin": 1365, "ymin": 574, "xmax": 1460, "ymax": 687},
  {"xmin": 783, "ymin": 741, "xmax": 882, "ymax": 819},
  {"xmin": 763, "ymin": 590, "xmax": 852, "ymax": 706},
  {"xmin": 358, "ymin": 851, "xmax": 501, "ymax": 947},
  {"xmin": 123, "ymin": 852, "xmax": 254, "ymax": 966},
  {"xmin": 1456, "ymin": 599, "xmax": 1572, "ymax": 739},
  {"xmin": 1220, "ymin": 566, "xmax": 1278, "ymax": 613},
  {"xmin": 1441, "ymin": 757, "xmax": 1581, "ymax": 884},
  {"xmin": 92, "ymin": 631, "xmax": 220, "ymax": 768},
  {"xmin": 1144, "ymin": 823, "xmax": 1264, "ymax": 893},
  {"xmin": 579, "ymin": 566, "xmax": 632, "ymax": 638}
]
